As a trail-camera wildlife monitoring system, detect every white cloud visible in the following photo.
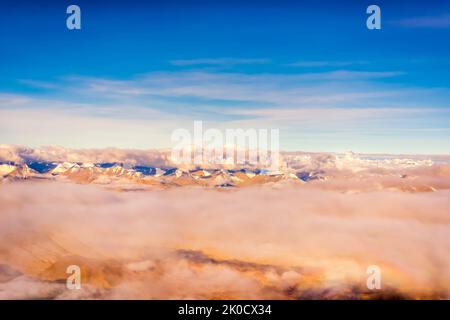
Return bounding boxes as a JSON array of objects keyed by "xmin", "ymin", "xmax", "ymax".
[
  {"xmin": 393, "ymin": 14, "xmax": 450, "ymax": 28},
  {"xmin": 288, "ymin": 60, "xmax": 369, "ymax": 67},
  {"xmin": 2, "ymin": 69, "xmax": 449, "ymax": 153},
  {"xmin": 170, "ymin": 57, "xmax": 270, "ymax": 67}
]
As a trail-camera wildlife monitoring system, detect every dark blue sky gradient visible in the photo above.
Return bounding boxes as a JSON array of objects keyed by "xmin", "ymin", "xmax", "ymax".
[{"xmin": 1, "ymin": 0, "xmax": 449, "ymax": 86}]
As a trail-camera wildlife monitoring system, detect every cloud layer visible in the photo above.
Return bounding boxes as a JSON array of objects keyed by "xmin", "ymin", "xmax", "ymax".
[
  {"xmin": 2, "ymin": 67, "xmax": 450, "ymax": 153},
  {"xmin": 0, "ymin": 181, "xmax": 449, "ymax": 299}
]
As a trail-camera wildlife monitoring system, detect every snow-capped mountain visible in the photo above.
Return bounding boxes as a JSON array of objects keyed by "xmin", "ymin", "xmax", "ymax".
[{"xmin": 0, "ymin": 145, "xmax": 448, "ymax": 191}]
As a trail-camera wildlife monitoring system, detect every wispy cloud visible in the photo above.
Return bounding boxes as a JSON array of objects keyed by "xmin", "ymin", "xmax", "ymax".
[
  {"xmin": 393, "ymin": 14, "xmax": 450, "ymax": 28},
  {"xmin": 1, "ymin": 67, "xmax": 449, "ymax": 153},
  {"xmin": 287, "ymin": 61, "xmax": 369, "ymax": 68},
  {"xmin": 18, "ymin": 79, "xmax": 60, "ymax": 90},
  {"xmin": 170, "ymin": 58, "xmax": 270, "ymax": 67},
  {"xmin": 227, "ymin": 107, "xmax": 442, "ymax": 122},
  {"xmin": 72, "ymin": 70, "xmax": 406, "ymax": 108}
]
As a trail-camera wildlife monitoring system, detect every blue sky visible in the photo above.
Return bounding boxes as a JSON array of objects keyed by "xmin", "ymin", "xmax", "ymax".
[{"xmin": 1, "ymin": 0, "xmax": 450, "ymax": 154}]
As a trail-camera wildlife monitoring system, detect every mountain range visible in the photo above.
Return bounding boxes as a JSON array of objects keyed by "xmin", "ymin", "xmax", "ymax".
[{"xmin": 1, "ymin": 145, "xmax": 449, "ymax": 192}]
